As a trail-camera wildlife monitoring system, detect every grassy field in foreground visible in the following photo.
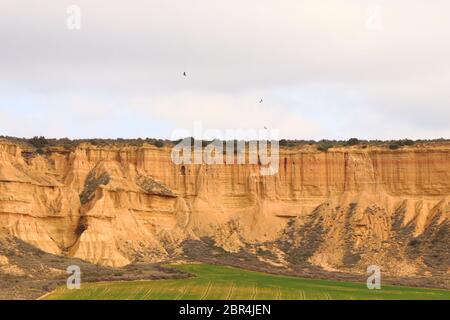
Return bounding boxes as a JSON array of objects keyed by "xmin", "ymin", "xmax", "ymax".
[{"xmin": 44, "ymin": 264, "xmax": 450, "ymax": 300}]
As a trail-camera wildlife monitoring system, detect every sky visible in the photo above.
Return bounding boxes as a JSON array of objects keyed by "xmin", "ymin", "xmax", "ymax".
[{"xmin": 0, "ymin": 0, "xmax": 449, "ymax": 140}]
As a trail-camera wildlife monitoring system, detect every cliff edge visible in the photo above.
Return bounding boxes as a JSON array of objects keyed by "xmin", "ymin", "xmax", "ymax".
[{"xmin": 0, "ymin": 140, "xmax": 448, "ymax": 282}]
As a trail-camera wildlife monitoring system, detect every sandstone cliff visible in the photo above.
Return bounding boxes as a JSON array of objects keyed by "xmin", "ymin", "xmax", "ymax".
[{"xmin": 0, "ymin": 140, "xmax": 448, "ymax": 280}]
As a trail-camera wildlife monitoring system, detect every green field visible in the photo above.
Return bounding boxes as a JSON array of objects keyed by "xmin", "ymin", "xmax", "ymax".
[{"xmin": 44, "ymin": 264, "xmax": 450, "ymax": 300}]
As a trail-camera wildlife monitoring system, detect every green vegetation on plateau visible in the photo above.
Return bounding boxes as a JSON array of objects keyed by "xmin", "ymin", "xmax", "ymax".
[
  {"xmin": 44, "ymin": 264, "xmax": 450, "ymax": 300},
  {"xmin": 2, "ymin": 135, "xmax": 449, "ymax": 154}
]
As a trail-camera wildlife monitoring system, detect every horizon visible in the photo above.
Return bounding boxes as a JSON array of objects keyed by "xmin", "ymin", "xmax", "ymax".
[{"xmin": 2, "ymin": 134, "xmax": 449, "ymax": 142}]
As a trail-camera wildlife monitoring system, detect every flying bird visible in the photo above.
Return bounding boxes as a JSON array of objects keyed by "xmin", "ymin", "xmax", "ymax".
[
  {"xmin": 264, "ymin": 126, "xmax": 268, "ymax": 130},
  {"xmin": 259, "ymin": 99, "xmax": 263, "ymax": 103},
  {"xmin": 183, "ymin": 72, "xmax": 187, "ymax": 77}
]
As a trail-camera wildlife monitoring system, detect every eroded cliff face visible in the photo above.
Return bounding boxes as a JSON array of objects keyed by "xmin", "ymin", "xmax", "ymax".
[{"xmin": 0, "ymin": 140, "xmax": 448, "ymax": 279}]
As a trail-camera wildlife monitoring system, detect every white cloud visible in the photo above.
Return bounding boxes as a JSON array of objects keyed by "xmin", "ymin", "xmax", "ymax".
[
  {"xmin": 130, "ymin": 93, "xmax": 325, "ymax": 139},
  {"xmin": 0, "ymin": 0, "xmax": 449, "ymax": 139}
]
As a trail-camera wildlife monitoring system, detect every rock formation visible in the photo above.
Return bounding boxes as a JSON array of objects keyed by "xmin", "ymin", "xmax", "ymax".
[{"xmin": 0, "ymin": 140, "xmax": 448, "ymax": 280}]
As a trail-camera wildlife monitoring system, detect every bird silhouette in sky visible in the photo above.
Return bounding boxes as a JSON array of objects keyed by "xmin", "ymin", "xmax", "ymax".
[
  {"xmin": 259, "ymin": 99, "xmax": 263, "ymax": 103},
  {"xmin": 183, "ymin": 72, "xmax": 187, "ymax": 77},
  {"xmin": 264, "ymin": 126, "xmax": 268, "ymax": 130}
]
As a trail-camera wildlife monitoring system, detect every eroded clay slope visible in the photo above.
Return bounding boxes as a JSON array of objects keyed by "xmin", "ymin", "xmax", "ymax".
[{"xmin": 0, "ymin": 141, "xmax": 448, "ymax": 280}]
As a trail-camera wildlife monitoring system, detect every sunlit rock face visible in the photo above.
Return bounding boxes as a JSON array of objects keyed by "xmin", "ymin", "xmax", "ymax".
[{"xmin": 0, "ymin": 140, "xmax": 448, "ymax": 278}]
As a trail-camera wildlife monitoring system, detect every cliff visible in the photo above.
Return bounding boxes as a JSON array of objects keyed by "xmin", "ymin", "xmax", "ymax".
[{"xmin": 0, "ymin": 140, "xmax": 448, "ymax": 280}]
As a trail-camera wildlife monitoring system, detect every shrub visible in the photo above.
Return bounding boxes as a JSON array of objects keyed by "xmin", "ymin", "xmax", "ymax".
[
  {"xmin": 400, "ymin": 139, "xmax": 415, "ymax": 146},
  {"xmin": 28, "ymin": 136, "xmax": 48, "ymax": 149},
  {"xmin": 346, "ymin": 138, "xmax": 360, "ymax": 146},
  {"xmin": 389, "ymin": 139, "xmax": 415, "ymax": 150},
  {"xmin": 408, "ymin": 238, "xmax": 421, "ymax": 246},
  {"xmin": 389, "ymin": 143, "xmax": 400, "ymax": 150},
  {"xmin": 317, "ymin": 140, "xmax": 333, "ymax": 152}
]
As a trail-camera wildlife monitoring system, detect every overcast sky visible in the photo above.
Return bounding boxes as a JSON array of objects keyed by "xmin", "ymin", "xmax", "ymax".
[{"xmin": 1, "ymin": 0, "xmax": 449, "ymax": 140}]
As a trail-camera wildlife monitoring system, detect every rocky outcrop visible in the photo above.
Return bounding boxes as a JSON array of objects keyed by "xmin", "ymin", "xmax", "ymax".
[{"xmin": 0, "ymin": 140, "xmax": 448, "ymax": 280}]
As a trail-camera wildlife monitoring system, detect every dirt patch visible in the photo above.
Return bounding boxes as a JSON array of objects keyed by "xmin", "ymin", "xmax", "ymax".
[
  {"xmin": 79, "ymin": 170, "xmax": 111, "ymax": 204},
  {"xmin": 0, "ymin": 233, "xmax": 191, "ymax": 300}
]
